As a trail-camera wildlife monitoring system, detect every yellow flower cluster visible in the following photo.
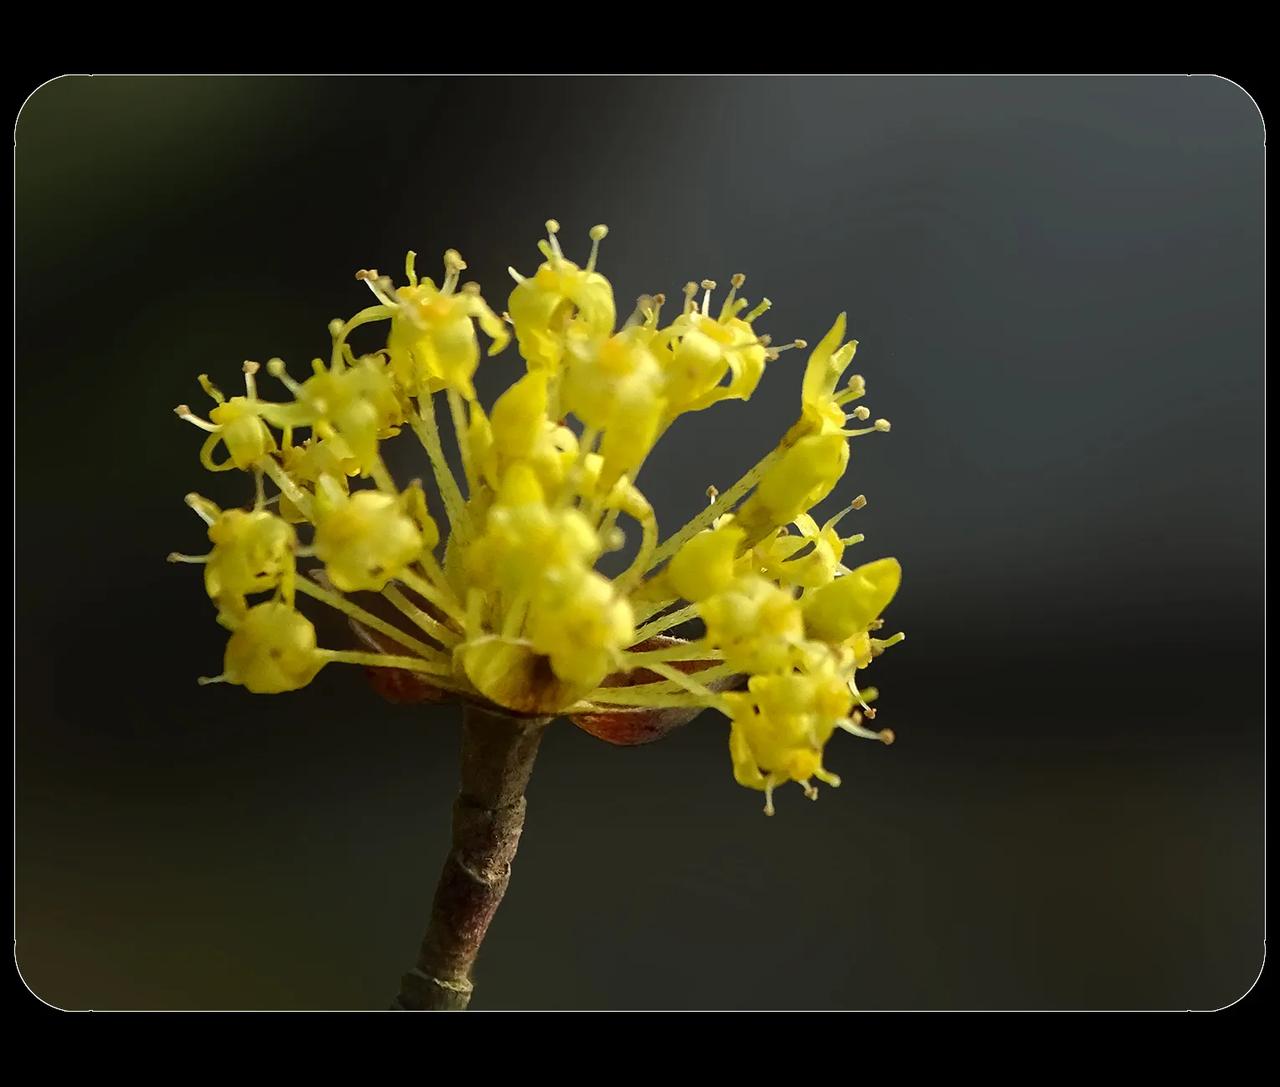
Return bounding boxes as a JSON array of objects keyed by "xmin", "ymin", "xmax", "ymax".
[{"xmin": 172, "ymin": 221, "xmax": 905, "ymax": 813}]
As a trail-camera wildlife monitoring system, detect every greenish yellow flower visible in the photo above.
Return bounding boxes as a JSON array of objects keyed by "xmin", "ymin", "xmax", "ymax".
[
  {"xmin": 508, "ymin": 221, "xmax": 616, "ymax": 372},
  {"xmin": 172, "ymin": 222, "xmax": 905, "ymax": 814}
]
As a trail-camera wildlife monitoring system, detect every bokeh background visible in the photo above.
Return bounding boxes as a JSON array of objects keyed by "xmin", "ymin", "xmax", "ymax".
[{"xmin": 15, "ymin": 75, "xmax": 1264, "ymax": 1010}]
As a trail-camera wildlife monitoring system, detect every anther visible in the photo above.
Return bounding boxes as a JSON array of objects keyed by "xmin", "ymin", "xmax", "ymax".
[
  {"xmin": 706, "ymin": 485, "xmax": 720, "ymax": 504},
  {"xmin": 851, "ymin": 405, "xmax": 870, "ymax": 420},
  {"xmin": 851, "ymin": 494, "xmax": 867, "ymax": 510},
  {"xmin": 874, "ymin": 419, "xmax": 891, "ymax": 432},
  {"xmin": 878, "ymin": 728, "xmax": 895, "ymax": 746}
]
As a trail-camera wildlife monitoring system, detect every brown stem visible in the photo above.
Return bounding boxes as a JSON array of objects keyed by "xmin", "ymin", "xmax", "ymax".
[{"xmin": 393, "ymin": 704, "xmax": 549, "ymax": 1010}]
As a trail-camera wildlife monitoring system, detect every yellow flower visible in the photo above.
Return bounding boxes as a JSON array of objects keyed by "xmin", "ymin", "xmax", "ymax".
[
  {"xmin": 203, "ymin": 507, "xmax": 297, "ymax": 618},
  {"xmin": 282, "ymin": 354, "xmax": 404, "ymax": 477},
  {"xmin": 313, "ymin": 484, "xmax": 428, "ymax": 593},
  {"xmin": 752, "ymin": 507, "xmax": 864, "ymax": 590},
  {"xmin": 666, "ymin": 523, "xmax": 745, "ymax": 603},
  {"xmin": 173, "ymin": 221, "xmax": 906, "ymax": 812},
  {"xmin": 802, "ymin": 557, "xmax": 902, "ymax": 644},
  {"xmin": 526, "ymin": 568, "xmax": 635, "ymax": 689},
  {"xmin": 735, "ymin": 433, "xmax": 849, "ymax": 543},
  {"xmin": 384, "ymin": 250, "xmax": 509, "ymax": 400},
  {"xmin": 508, "ymin": 222, "xmax": 616, "ymax": 372},
  {"xmin": 699, "ymin": 574, "xmax": 806, "ymax": 675},
  {"xmin": 464, "ymin": 464, "xmax": 600, "ymax": 603},
  {"xmin": 277, "ymin": 436, "xmax": 361, "ymax": 523},
  {"xmin": 222, "ymin": 601, "xmax": 323, "ymax": 694},
  {"xmin": 658, "ymin": 275, "xmax": 789, "ymax": 418}
]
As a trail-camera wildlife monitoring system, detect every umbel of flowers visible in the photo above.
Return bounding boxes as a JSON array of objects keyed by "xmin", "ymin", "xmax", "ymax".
[{"xmin": 173, "ymin": 221, "xmax": 904, "ymax": 816}]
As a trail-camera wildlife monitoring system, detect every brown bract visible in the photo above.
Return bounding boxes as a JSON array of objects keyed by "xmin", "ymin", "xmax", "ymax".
[{"xmin": 339, "ymin": 582, "xmax": 738, "ymax": 742}]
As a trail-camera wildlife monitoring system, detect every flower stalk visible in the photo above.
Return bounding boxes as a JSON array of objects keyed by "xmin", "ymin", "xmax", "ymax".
[{"xmin": 394, "ymin": 704, "xmax": 550, "ymax": 1011}]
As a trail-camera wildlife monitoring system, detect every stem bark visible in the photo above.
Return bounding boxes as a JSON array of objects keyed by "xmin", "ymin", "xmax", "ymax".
[{"xmin": 393, "ymin": 704, "xmax": 549, "ymax": 1010}]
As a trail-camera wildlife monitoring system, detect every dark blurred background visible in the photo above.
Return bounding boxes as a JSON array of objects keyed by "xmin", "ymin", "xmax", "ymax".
[{"xmin": 15, "ymin": 76, "xmax": 1264, "ymax": 1010}]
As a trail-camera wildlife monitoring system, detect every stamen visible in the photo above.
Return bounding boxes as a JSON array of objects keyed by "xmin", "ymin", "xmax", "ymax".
[
  {"xmin": 196, "ymin": 674, "xmax": 228, "ymax": 686},
  {"xmin": 821, "ymin": 504, "xmax": 856, "ymax": 532},
  {"xmin": 700, "ymin": 279, "xmax": 716, "ymax": 316},
  {"xmin": 719, "ymin": 273, "xmax": 745, "ymax": 319},
  {"xmin": 743, "ymin": 298, "xmax": 772, "ymax": 323},
  {"xmin": 835, "ymin": 375, "xmax": 867, "ymax": 405},
  {"xmin": 184, "ymin": 492, "xmax": 219, "ymax": 525},
  {"xmin": 838, "ymin": 716, "xmax": 893, "ymax": 743},
  {"xmin": 167, "ymin": 552, "xmax": 209, "ymax": 564},
  {"xmin": 265, "ymin": 357, "xmax": 304, "ymax": 398},
  {"xmin": 705, "ymin": 485, "xmax": 719, "ymax": 505},
  {"xmin": 625, "ymin": 295, "xmax": 654, "ymax": 329},
  {"xmin": 405, "ymin": 250, "xmax": 418, "ymax": 287},
  {"xmin": 770, "ymin": 339, "xmax": 807, "ymax": 357},
  {"xmin": 545, "ymin": 219, "xmax": 562, "ymax": 259},
  {"xmin": 682, "ymin": 281, "xmax": 699, "ymax": 316},
  {"xmin": 355, "ymin": 268, "xmax": 397, "ymax": 307},
  {"xmin": 586, "ymin": 224, "xmax": 608, "ymax": 272},
  {"xmin": 174, "ymin": 405, "xmax": 218, "ymax": 432}
]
